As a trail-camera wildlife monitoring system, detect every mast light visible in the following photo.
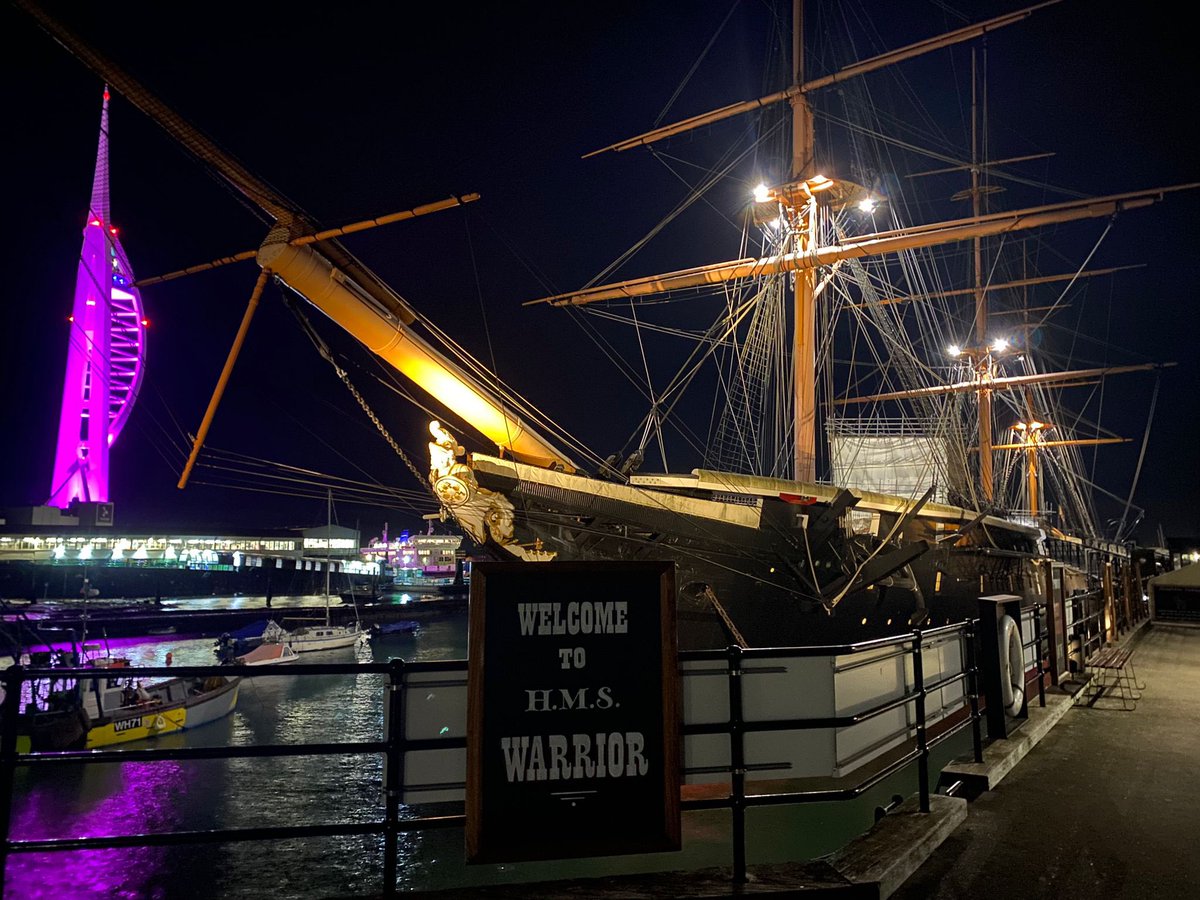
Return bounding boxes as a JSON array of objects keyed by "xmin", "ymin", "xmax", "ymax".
[
  {"xmin": 947, "ymin": 344, "xmax": 962, "ymax": 357},
  {"xmin": 991, "ymin": 337, "xmax": 1009, "ymax": 353},
  {"xmin": 807, "ymin": 174, "xmax": 835, "ymax": 192},
  {"xmin": 753, "ymin": 183, "xmax": 772, "ymax": 203},
  {"xmin": 857, "ymin": 197, "xmax": 878, "ymax": 214}
]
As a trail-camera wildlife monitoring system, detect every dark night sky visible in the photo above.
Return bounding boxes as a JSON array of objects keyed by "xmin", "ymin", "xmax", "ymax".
[{"xmin": 1, "ymin": 1, "xmax": 1197, "ymax": 542}]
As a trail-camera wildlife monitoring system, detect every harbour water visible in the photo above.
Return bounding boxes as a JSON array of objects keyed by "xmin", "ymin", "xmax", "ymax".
[{"xmin": 5, "ymin": 598, "xmax": 971, "ymax": 899}]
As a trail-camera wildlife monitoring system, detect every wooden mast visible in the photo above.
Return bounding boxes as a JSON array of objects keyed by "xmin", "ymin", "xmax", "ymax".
[
  {"xmin": 971, "ymin": 49, "xmax": 995, "ymax": 501},
  {"xmin": 791, "ymin": 0, "xmax": 817, "ymax": 481},
  {"xmin": 575, "ymin": 1, "xmax": 1065, "ymax": 483}
]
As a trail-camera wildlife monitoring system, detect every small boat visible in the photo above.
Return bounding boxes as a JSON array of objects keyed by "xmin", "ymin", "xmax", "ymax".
[
  {"xmin": 370, "ymin": 620, "xmax": 419, "ymax": 636},
  {"xmin": 268, "ymin": 491, "xmax": 370, "ymax": 653},
  {"xmin": 262, "ymin": 619, "xmax": 367, "ymax": 653},
  {"xmin": 82, "ymin": 659, "xmax": 240, "ymax": 749},
  {"xmin": 339, "ymin": 584, "xmax": 380, "ymax": 604},
  {"xmin": 7, "ymin": 649, "xmax": 91, "ymax": 752},
  {"xmin": 234, "ymin": 643, "xmax": 299, "ymax": 666}
]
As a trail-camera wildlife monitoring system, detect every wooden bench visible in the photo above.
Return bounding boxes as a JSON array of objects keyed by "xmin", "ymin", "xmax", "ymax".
[{"xmin": 1082, "ymin": 644, "xmax": 1143, "ymax": 710}]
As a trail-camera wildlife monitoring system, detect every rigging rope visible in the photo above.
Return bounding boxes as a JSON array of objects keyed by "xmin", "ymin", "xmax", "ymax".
[{"xmin": 1116, "ymin": 373, "xmax": 1160, "ymax": 542}]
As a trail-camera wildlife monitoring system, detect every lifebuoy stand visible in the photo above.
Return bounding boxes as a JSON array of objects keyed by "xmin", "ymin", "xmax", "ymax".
[{"xmin": 978, "ymin": 594, "xmax": 1025, "ymax": 740}]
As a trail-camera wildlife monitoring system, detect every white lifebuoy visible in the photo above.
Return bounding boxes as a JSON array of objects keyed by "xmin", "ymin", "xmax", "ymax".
[
  {"xmin": 153, "ymin": 715, "xmax": 167, "ymax": 731},
  {"xmin": 998, "ymin": 615, "xmax": 1025, "ymax": 716}
]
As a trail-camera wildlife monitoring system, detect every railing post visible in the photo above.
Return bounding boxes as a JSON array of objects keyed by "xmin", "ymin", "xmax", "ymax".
[
  {"xmin": 727, "ymin": 645, "xmax": 747, "ymax": 884},
  {"xmin": 1033, "ymin": 606, "xmax": 1046, "ymax": 707},
  {"xmin": 964, "ymin": 621, "xmax": 984, "ymax": 764},
  {"xmin": 0, "ymin": 665, "xmax": 24, "ymax": 893},
  {"xmin": 382, "ymin": 657, "xmax": 405, "ymax": 898},
  {"xmin": 912, "ymin": 630, "xmax": 929, "ymax": 813}
]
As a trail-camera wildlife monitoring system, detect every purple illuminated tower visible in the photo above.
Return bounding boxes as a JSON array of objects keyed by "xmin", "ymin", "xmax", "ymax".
[{"xmin": 47, "ymin": 87, "xmax": 147, "ymax": 508}]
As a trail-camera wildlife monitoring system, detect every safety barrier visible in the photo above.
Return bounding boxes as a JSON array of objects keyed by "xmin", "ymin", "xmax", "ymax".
[{"xmin": 0, "ymin": 622, "xmax": 983, "ymax": 894}]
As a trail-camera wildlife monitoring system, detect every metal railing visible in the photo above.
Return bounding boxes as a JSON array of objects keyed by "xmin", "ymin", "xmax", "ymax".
[
  {"xmin": 1065, "ymin": 589, "xmax": 1107, "ymax": 670},
  {"xmin": 1021, "ymin": 603, "xmax": 1048, "ymax": 709},
  {"xmin": 1, "ymin": 622, "xmax": 984, "ymax": 893},
  {"xmin": 677, "ymin": 622, "xmax": 984, "ymax": 882}
]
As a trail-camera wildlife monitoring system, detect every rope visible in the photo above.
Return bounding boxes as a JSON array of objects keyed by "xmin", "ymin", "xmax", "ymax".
[
  {"xmin": 329, "ymin": 360, "xmax": 431, "ymax": 494},
  {"xmin": 1116, "ymin": 373, "xmax": 1160, "ymax": 542}
]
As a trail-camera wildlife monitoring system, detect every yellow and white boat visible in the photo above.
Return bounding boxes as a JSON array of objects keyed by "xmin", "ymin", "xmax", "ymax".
[{"xmin": 82, "ymin": 662, "xmax": 240, "ymax": 749}]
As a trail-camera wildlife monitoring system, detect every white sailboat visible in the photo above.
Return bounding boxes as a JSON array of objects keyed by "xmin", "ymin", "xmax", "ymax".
[{"xmin": 267, "ymin": 492, "xmax": 367, "ymax": 653}]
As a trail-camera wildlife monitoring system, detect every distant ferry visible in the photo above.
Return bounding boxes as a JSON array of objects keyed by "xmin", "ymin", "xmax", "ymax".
[{"xmin": 366, "ymin": 530, "xmax": 471, "ymax": 591}]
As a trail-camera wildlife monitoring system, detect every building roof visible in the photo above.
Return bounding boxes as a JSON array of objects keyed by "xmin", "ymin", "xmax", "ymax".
[{"xmin": 1149, "ymin": 564, "xmax": 1200, "ymax": 590}]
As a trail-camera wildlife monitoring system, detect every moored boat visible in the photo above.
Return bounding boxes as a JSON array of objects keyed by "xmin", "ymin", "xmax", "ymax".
[
  {"xmin": 82, "ymin": 661, "xmax": 239, "ymax": 749},
  {"xmin": 370, "ymin": 620, "xmax": 419, "ymax": 636},
  {"xmin": 261, "ymin": 618, "xmax": 366, "ymax": 653},
  {"xmin": 234, "ymin": 642, "xmax": 298, "ymax": 666}
]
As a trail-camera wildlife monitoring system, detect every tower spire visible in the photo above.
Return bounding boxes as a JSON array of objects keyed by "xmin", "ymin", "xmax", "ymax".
[
  {"xmin": 47, "ymin": 86, "xmax": 147, "ymax": 510},
  {"xmin": 90, "ymin": 85, "xmax": 111, "ymax": 224}
]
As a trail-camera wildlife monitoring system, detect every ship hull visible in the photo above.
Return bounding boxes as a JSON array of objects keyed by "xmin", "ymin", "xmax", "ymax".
[{"xmin": 464, "ymin": 455, "xmax": 1043, "ymax": 649}]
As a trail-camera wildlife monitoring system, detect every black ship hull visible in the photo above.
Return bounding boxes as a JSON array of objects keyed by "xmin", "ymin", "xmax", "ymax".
[{"xmin": 462, "ymin": 455, "xmax": 1045, "ymax": 649}]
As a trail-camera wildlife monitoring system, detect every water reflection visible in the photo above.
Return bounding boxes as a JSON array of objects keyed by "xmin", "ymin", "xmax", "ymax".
[{"xmin": 5, "ymin": 613, "xmax": 460, "ymax": 899}]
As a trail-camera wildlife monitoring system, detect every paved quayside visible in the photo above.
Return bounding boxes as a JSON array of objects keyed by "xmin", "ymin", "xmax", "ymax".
[{"xmin": 893, "ymin": 623, "xmax": 1200, "ymax": 900}]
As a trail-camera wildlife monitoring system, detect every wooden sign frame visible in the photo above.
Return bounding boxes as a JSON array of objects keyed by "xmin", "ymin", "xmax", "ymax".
[{"xmin": 466, "ymin": 560, "xmax": 679, "ymax": 863}]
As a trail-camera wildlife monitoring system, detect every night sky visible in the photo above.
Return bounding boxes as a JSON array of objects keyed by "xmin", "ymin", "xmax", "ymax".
[{"xmin": 1, "ymin": 1, "xmax": 1197, "ymax": 542}]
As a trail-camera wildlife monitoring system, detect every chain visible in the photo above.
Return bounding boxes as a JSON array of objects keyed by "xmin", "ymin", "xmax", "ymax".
[{"xmin": 331, "ymin": 363, "xmax": 432, "ymax": 493}]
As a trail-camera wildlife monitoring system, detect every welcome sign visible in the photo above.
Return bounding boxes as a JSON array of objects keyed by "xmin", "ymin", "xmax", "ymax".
[{"xmin": 466, "ymin": 560, "xmax": 680, "ymax": 863}]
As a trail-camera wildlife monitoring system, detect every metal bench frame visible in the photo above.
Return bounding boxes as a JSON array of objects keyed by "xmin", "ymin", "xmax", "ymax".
[{"xmin": 1081, "ymin": 645, "xmax": 1144, "ymax": 710}]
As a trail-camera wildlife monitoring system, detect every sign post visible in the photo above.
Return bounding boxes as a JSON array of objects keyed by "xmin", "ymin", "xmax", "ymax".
[{"xmin": 466, "ymin": 560, "xmax": 679, "ymax": 863}]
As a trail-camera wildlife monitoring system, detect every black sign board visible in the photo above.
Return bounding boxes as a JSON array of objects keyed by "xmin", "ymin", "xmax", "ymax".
[{"xmin": 466, "ymin": 560, "xmax": 679, "ymax": 863}]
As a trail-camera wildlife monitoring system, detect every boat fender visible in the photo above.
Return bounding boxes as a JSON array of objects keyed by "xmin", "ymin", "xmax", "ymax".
[
  {"xmin": 153, "ymin": 715, "xmax": 167, "ymax": 731},
  {"xmin": 165, "ymin": 652, "xmax": 173, "ymax": 666},
  {"xmin": 998, "ymin": 614, "xmax": 1024, "ymax": 717}
]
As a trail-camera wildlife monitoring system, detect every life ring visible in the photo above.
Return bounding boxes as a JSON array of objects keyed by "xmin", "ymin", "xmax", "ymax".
[
  {"xmin": 998, "ymin": 614, "xmax": 1025, "ymax": 716},
  {"xmin": 153, "ymin": 715, "xmax": 167, "ymax": 731}
]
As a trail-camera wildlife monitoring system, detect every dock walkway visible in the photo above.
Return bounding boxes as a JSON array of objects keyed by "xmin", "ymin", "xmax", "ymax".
[
  {"xmin": 893, "ymin": 623, "xmax": 1200, "ymax": 899},
  {"xmin": 333, "ymin": 623, "xmax": 1200, "ymax": 899}
]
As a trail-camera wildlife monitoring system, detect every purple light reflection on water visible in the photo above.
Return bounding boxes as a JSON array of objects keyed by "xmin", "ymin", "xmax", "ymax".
[
  {"xmin": 17, "ymin": 634, "xmax": 198, "ymax": 657},
  {"xmin": 2, "ymin": 626, "xmax": 460, "ymax": 897},
  {"xmin": 6, "ymin": 638, "xmax": 222, "ymax": 898},
  {"xmin": 7, "ymin": 757, "xmax": 192, "ymax": 899}
]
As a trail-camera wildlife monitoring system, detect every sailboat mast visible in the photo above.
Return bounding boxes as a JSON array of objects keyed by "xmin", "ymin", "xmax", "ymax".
[
  {"xmin": 325, "ymin": 488, "xmax": 332, "ymax": 623},
  {"xmin": 791, "ymin": 0, "xmax": 818, "ymax": 482}
]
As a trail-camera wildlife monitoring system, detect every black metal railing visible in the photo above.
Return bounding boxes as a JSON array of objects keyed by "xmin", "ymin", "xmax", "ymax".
[
  {"xmin": 676, "ymin": 621, "xmax": 982, "ymax": 883},
  {"xmin": 1020, "ymin": 604, "xmax": 1048, "ymax": 708},
  {"xmin": 1065, "ymin": 589, "xmax": 1107, "ymax": 671},
  {"xmin": 1, "ymin": 622, "xmax": 984, "ymax": 893}
]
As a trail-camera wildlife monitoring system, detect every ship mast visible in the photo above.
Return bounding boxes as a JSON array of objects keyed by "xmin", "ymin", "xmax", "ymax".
[
  {"xmin": 560, "ymin": 1, "xmax": 1075, "ymax": 482},
  {"xmin": 970, "ymin": 49, "xmax": 995, "ymax": 502},
  {"xmin": 790, "ymin": 0, "xmax": 817, "ymax": 480}
]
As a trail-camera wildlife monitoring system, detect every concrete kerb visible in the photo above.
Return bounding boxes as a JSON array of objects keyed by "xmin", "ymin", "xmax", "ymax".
[
  {"xmin": 826, "ymin": 793, "xmax": 968, "ymax": 900},
  {"xmin": 940, "ymin": 690, "xmax": 1074, "ymax": 794},
  {"xmin": 941, "ymin": 612, "xmax": 1151, "ymax": 795}
]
